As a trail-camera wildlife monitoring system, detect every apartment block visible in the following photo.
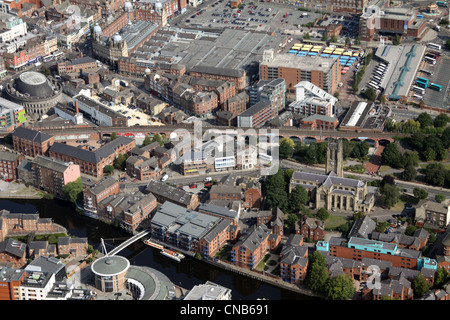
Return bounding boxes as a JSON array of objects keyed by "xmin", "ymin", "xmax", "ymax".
[
  {"xmin": 260, "ymin": 53, "xmax": 341, "ymax": 94},
  {"xmin": 280, "ymin": 234, "xmax": 308, "ymax": 284},
  {"xmin": 0, "ymin": 150, "xmax": 24, "ymax": 181},
  {"xmin": 83, "ymin": 176, "xmax": 120, "ymax": 214},
  {"xmin": 31, "ymin": 155, "xmax": 81, "ymax": 199},
  {"xmin": 12, "ymin": 126, "xmax": 55, "ymax": 158}
]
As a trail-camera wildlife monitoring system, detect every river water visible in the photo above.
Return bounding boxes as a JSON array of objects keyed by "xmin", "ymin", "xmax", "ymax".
[{"xmin": 0, "ymin": 198, "xmax": 316, "ymax": 300}]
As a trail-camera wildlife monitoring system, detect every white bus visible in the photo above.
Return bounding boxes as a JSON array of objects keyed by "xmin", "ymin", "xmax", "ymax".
[
  {"xmin": 427, "ymin": 43, "xmax": 441, "ymax": 50},
  {"xmin": 412, "ymin": 86, "xmax": 425, "ymax": 94},
  {"xmin": 413, "ymin": 94, "xmax": 423, "ymax": 100},
  {"xmin": 42, "ymin": 55, "xmax": 54, "ymax": 62},
  {"xmin": 53, "ymin": 51, "xmax": 64, "ymax": 58},
  {"xmin": 424, "ymin": 56, "xmax": 436, "ymax": 64}
]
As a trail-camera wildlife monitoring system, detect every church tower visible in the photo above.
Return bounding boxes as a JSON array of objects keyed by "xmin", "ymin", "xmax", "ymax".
[{"xmin": 326, "ymin": 138, "xmax": 343, "ymax": 177}]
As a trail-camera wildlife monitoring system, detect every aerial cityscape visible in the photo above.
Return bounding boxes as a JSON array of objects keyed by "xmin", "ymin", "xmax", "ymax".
[{"xmin": 0, "ymin": 0, "xmax": 448, "ymax": 305}]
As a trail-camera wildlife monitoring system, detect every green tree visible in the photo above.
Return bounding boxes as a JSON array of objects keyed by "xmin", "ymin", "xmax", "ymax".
[
  {"xmin": 423, "ymin": 148, "xmax": 436, "ymax": 162},
  {"xmin": 434, "ymin": 113, "xmax": 449, "ymax": 128},
  {"xmin": 110, "ymin": 132, "xmax": 118, "ymax": 141},
  {"xmin": 402, "ymin": 165, "xmax": 417, "ymax": 181},
  {"xmin": 279, "ymin": 138, "xmax": 295, "ymax": 159},
  {"xmin": 143, "ymin": 136, "xmax": 152, "ymax": 146},
  {"xmin": 413, "ymin": 187, "xmax": 428, "ymax": 200},
  {"xmin": 316, "ymin": 208, "xmax": 329, "ymax": 221},
  {"xmin": 424, "ymin": 163, "xmax": 446, "ymax": 186},
  {"xmin": 152, "ymin": 133, "xmax": 164, "ymax": 146},
  {"xmin": 417, "ymin": 112, "xmax": 434, "ymax": 129},
  {"xmin": 330, "ymin": 35, "xmax": 337, "ymax": 43},
  {"xmin": 63, "ymin": 178, "xmax": 84, "ymax": 203},
  {"xmin": 303, "ymin": 32, "xmax": 311, "ymax": 40},
  {"xmin": 324, "ymin": 274, "xmax": 356, "ymax": 300},
  {"xmin": 381, "ymin": 143, "xmax": 402, "ymax": 168},
  {"xmin": 392, "ymin": 34, "xmax": 401, "ymax": 45},
  {"xmin": 379, "ymin": 183, "xmax": 400, "ymax": 208},
  {"xmin": 289, "ymin": 185, "xmax": 309, "ymax": 212},
  {"xmin": 435, "ymin": 194, "xmax": 446, "ymax": 203},
  {"xmin": 362, "ymin": 87, "xmax": 377, "ymax": 102},
  {"xmin": 114, "ymin": 153, "xmax": 129, "ymax": 170},
  {"xmin": 413, "ymin": 273, "xmax": 431, "ymax": 298},
  {"xmin": 286, "ymin": 213, "xmax": 300, "ymax": 227},
  {"xmin": 400, "ymin": 150, "xmax": 419, "ymax": 168},
  {"xmin": 306, "ymin": 258, "xmax": 329, "ymax": 294},
  {"xmin": 103, "ymin": 165, "xmax": 114, "ymax": 175},
  {"xmin": 434, "ymin": 268, "xmax": 450, "ymax": 289}
]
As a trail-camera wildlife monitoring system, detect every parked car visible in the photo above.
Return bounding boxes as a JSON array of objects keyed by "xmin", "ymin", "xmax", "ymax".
[{"xmin": 189, "ymin": 184, "xmax": 197, "ymax": 189}]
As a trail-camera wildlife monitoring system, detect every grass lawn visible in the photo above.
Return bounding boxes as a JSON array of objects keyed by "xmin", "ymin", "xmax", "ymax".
[{"xmin": 325, "ymin": 215, "xmax": 348, "ymax": 229}]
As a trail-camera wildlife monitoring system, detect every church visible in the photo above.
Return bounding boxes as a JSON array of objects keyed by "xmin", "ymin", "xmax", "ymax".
[{"xmin": 289, "ymin": 138, "xmax": 376, "ymax": 213}]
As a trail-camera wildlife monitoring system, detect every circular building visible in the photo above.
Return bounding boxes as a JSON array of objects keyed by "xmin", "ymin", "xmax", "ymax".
[
  {"xmin": 5, "ymin": 71, "xmax": 62, "ymax": 115},
  {"xmin": 91, "ymin": 256, "xmax": 177, "ymax": 300},
  {"xmin": 91, "ymin": 255, "xmax": 130, "ymax": 293}
]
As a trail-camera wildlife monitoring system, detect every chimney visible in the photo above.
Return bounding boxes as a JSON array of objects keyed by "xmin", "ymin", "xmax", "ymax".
[{"xmin": 75, "ymin": 100, "xmax": 79, "ymax": 113}]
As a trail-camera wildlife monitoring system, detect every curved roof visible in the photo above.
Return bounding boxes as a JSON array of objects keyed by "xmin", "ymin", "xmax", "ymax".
[
  {"xmin": 15, "ymin": 71, "xmax": 54, "ymax": 98},
  {"xmin": 91, "ymin": 256, "xmax": 130, "ymax": 276}
]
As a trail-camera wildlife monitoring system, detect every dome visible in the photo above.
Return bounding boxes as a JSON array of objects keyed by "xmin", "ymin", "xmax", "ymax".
[
  {"xmin": 113, "ymin": 33, "xmax": 122, "ymax": 43},
  {"xmin": 14, "ymin": 72, "xmax": 54, "ymax": 99},
  {"xmin": 93, "ymin": 23, "xmax": 102, "ymax": 34},
  {"xmin": 91, "ymin": 256, "xmax": 130, "ymax": 277},
  {"xmin": 124, "ymin": 1, "xmax": 133, "ymax": 11}
]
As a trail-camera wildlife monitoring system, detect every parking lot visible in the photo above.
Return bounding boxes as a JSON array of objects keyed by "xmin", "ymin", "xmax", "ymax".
[
  {"xmin": 423, "ymin": 55, "xmax": 450, "ymax": 110},
  {"xmin": 180, "ymin": 0, "xmax": 323, "ymax": 32},
  {"xmin": 92, "ymin": 97, "xmax": 153, "ymax": 127}
]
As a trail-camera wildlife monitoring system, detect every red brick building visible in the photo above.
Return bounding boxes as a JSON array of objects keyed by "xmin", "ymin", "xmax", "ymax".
[
  {"xmin": 299, "ymin": 114, "xmax": 339, "ymax": 131},
  {"xmin": 0, "ymin": 150, "xmax": 24, "ymax": 181},
  {"xmin": 0, "ymin": 266, "xmax": 26, "ymax": 300},
  {"xmin": 231, "ymin": 224, "xmax": 272, "ymax": 269},
  {"xmin": 280, "ymin": 234, "xmax": 309, "ymax": 284},
  {"xmin": 297, "ymin": 216, "xmax": 326, "ymax": 241},
  {"xmin": 83, "ymin": 176, "xmax": 120, "ymax": 214},
  {"xmin": 12, "ymin": 126, "xmax": 55, "ymax": 158},
  {"xmin": 189, "ymin": 65, "xmax": 246, "ymax": 91}
]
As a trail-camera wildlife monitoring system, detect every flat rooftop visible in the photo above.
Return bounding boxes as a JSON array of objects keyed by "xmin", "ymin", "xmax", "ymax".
[{"xmin": 262, "ymin": 53, "xmax": 338, "ymax": 72}]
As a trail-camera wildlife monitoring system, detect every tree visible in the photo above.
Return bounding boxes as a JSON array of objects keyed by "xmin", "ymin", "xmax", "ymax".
[
  {"xmin": 279, "ymin": 138, "xmax": 295, "ymax": 159},
  {"xmin": 63, "ymin": 178, "xmax": 84, "ymax": 203},
  {"xmin": 306, "ymin": 253, "xmax": 329, "ymax": 294},
  {"xmin": 316, "ymin": 208, "xmax": 329, "ymax": 221},
  {"xmin": 110, "ymin": 132, "xmax": 118, "ymax": 141},
  {"xmin": 289, "ymin": 185, "xmax": 309, "ymax": 212},
  {"xmin": 324, "ymin": 274, "xmax": 355, "ymax": 300},
  {"xmin": 345, "ymin": 37, "xmax": 351, "ymax": 45},
  {"xmin": 417, "ymin": 112, "xmax": 434, "ymax": 129},
  {"xmin": 143, "ymin": 136, "xmax": 152, "ymax": 146},
  {"xmin": 362, "ymin": 87, "xmax": 377, "ymax": 102},
  {"xmin": 321, "ymin": 33, "xmax": 328, "ymax": 42},
  {"xmin": 402, "ymin": 165, "xmax": 417, "ymax": 181},
  {"xmin": 380, "ymin": 174, "xmax": 396, "ymax": 187},
  {"xmin": 152, "ymin": 133, "xmax": 164, "ymax": 146},
  {"xmin": 434, "ymin": 113, "xmax": 449, "ymax": 128},
  {"xmin": 423, "ymin": 148, "xmax": 436, "ymax": 162},
  {"xmin": 330, "ymin": 35, "xmax": 337, "ymax": 43},
  {"xmin": 424, "ymin": 163, "xmax": 446, "ymax": 186},
  {"xmin": 379, "ymin": 184, "xmax": 400, "ymax": 208},
  {"xmin": 434, "ymin": 268, "xmax": 450, "ymax": 289},
  {"xmin": 400, "ymin": 150, "xmax": 419, "ymax": 169},
  {"xmin": 381, "ymin": 143, "xmax": 402, "ymax": 168},
  {"xmin": 412, "ymin": 273, "xmax": 430, "ymax": 298},
  {"xmin": 265, "ymin": 169, "xmax": 288, "ymax": 211},
  {"xmin": 303, "ymin": 32, "xmax": 311, "ymax": 40},
  {"xmin": 435, "ymin": 194, "xmax": 446, "ymax": 203},
  {"xmin": 413, "ymin": 187, "xmax": 428, "ymax": 200},
  {"xmin": 286, "ymin": 213, "xmax": 300, "ymax": 227},
  {"xmin": 114, "ymin": 153, "xmax": 129, "ymax": 170},
  {"xmin": 392, "ymin": 34, "xmax": 401, "ymax": 45},
  {"xmin": 103, "ymin": 165, "xmax": 114, "ymax": 175}
]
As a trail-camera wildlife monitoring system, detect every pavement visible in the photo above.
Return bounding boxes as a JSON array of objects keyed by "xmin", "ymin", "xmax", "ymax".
[
  {"xmin": 0, "ymin": 179, "xmax": 42, "ymax": 199},
  {"xmin": 364, "ymin": 145, "xmax": 384, "ymax": 174}
]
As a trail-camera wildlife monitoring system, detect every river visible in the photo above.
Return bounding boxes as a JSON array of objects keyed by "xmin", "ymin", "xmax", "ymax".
[{"xmin": 0, "ymin": 198, "xmax": 317, "ymax": 300}]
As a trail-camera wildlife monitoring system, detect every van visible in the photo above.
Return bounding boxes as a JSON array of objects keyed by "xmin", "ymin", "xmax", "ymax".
[
  {"xmin": 161, "ymin": 174, "xmax": 169, "ymax": 182},
  {"xmin": 205, "ymin": 177, "xmax": 212, "ymax": 182}
]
